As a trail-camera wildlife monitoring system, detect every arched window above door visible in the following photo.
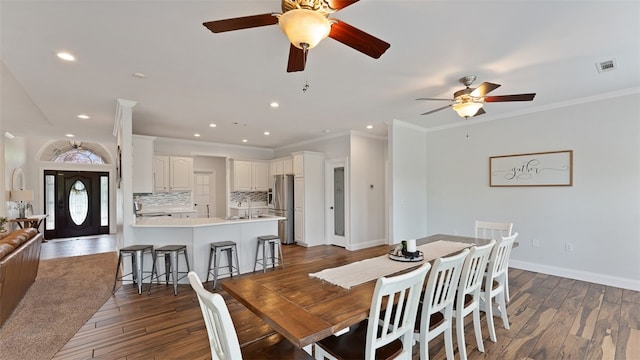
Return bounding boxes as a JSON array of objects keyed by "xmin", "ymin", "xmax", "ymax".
[{"xmin": 40, "ymin": 141, "xmax": 111, "ymax": 164}]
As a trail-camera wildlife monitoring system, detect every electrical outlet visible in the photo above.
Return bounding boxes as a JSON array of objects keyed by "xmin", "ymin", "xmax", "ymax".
[
  {"xmin": 532, "ymin": 239, "xmax": 540, "ymax": 248},
  {"xmin": 565, "ymin": 242, "xmax": 574, "ymax": 252}
]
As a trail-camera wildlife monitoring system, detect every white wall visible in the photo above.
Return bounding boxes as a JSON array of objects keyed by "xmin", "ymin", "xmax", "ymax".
[
  {"xmin": 388, "ymin": 120, "xmax": 428, "ymax": 244},
  {"xmin": 424, "ymin": 92, "xmax": 640, "ymax": 290},
  {"xmin": 275, "ymin": 131, "xmax": 388, "ymax": 248},
  {"xmin": 350, "ymin": 135, "xmax": 386, "ymax": 249}
]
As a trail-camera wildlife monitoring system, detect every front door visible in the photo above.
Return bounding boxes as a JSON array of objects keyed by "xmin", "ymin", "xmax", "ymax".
[{"xmin": 44, "ymin": 170, "xmax": 109, "ymax": 239}]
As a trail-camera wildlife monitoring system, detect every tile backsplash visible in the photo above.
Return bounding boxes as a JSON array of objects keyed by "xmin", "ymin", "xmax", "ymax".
[
  {"xmin": 135, "ymin": 192, "xmax": 192, "ymax": 207},
  {"xmin": 230, "ymin": 191, "xmax": 267, "ymax": 204}
]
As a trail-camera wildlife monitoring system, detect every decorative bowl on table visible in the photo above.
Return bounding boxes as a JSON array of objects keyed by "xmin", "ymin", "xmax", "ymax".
[{"xmin": 388, "ymin": 244, "xmax": 424, "ymax": 262}]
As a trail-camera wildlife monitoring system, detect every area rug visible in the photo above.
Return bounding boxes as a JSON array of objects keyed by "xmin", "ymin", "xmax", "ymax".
[{"xmin": 0, "ymin": 252, "xmax": 117, "ymax": 360}]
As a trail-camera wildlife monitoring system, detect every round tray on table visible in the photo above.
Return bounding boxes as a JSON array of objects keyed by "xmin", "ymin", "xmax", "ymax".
[{"xmin": 388, "ymin": 250, "xmax": 424, "ymax": 262}]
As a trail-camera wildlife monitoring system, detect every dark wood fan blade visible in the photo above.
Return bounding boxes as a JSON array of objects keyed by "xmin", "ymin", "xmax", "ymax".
[
  {"xmin": 328, "ymin": 0, "xmax": 360, "ymax": 10},
  {"xmin": 421, "ymin": 104, "xmax": 453, "ymax": 115},
  {"xmin": 470, "ymin": 82, "xmax": 500, "ymax": 97},
  {"xmin": 287, "ymin": 44, "xmax": 306, "ymax": 73},
  {"xmin": 484, "ymin": 93, "xmax": 536, "ymax": 102},
  {"xmin": 328, "ymin": 20, "xmax": 390, "ymax": 59},
  {"xmin": 416, "ymin": 98, "xmax": 453, "ymax": 101},
  {"xmin": 203, "ymin": 13, "xmax": 278, "ymax": 33}
]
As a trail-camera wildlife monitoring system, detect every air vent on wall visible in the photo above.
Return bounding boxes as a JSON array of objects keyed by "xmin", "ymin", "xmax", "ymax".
[{"xmin": 596, "ymin": 59, "xmax": 616, "ymax": 73}]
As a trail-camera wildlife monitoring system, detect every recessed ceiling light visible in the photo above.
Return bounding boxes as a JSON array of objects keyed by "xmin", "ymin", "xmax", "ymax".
[
  {"xmin": 270, "ymin": 102, "xmax": 279, "ymax": 108},
  {"xmin": 4, "ymin": 132, "xmax": 15, "ymax": 139},
  {"xmin": 366, "ymin": 125, "xmax": 373, "ymax": 129},
  {"xmin": 264, "ymin": 131, "xmax": 270, "ymax": 136},
  {"xmin": 194, "ymin": 133, "xmax": 201, "ymax": 137},
  {"xmin": 65, "ymin": 133, "xmax": 75, "ymax": 138},
  {"xmin": 132, "ymin": 72, "xmax": 146, "ymax": 78},
  {"xmin": 324, "ymin": 129, "xmax": 331, "ymax": 133},
  {"xmin": 56, "ymin": 52, "xmax": 76, "ymax": 61},
  {"xmin": 242, "ymin": 139, "xmax": 248, "ymax": 143},
  {"xmin": 209, "ymin": 123, "xmax": 217, "ymax": 128},
  {"xmin": 77, "ymin": 114, "xmax": 90, "ymax": 119}
]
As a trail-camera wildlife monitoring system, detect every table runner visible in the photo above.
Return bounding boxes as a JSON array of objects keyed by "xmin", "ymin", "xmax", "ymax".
[{"xmin": 309, "ymin": 240, "xmax": 470, "ymax": 289}]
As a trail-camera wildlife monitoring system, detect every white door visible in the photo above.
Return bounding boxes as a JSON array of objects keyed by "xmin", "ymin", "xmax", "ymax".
[
  {"xmin": 326, "ymin": 159, "xmax": 348, "ymax": 247},
  {"xmin": 194, "ymin": 171, "xmax": 215, "ymax": 218}
]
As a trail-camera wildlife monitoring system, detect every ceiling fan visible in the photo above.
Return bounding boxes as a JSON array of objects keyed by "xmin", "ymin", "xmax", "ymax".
[
  {"xmin": 202, "ymin": 0, "xmax": 390, "ymax": 73},
  {"xmin": 417, "ymin": 75, "xmax": 536, "ymax": 118}
]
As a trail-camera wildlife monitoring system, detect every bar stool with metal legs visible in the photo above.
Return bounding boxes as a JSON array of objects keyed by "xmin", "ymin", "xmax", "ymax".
[
  {"xmin": 206, "ymin": 241, "xmax": 240, "ymax": 290},
  {"xmin": 112, "ymin": 245, "xmax": 154, "ymax": 295},
  {"xmin": 253, "ymin": 235, "xmax": 285, "ymax": 273},
  {"xmin": 148, "ymin": 245, "xmax": 191, "ymax": 295}
]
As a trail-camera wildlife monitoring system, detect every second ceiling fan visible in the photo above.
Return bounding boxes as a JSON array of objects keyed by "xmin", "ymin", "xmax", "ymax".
[
  {"xmin": 202, "ymin": 0, "xmax": 390, "ymax": 73},
  {"xmin": 417, "ymin": 75, "xmax": 536, "ymax": 118}
]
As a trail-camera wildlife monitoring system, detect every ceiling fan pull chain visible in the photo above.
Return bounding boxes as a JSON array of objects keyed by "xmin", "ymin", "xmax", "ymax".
[{"xmin": 302, "ymin": 43, "xmax": 310, "ymax": 93}]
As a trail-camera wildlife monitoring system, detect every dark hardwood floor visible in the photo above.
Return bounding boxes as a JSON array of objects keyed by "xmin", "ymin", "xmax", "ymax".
[{"xmin": 44, "ymin": 236, "xmax": 640, "ymax": 359}]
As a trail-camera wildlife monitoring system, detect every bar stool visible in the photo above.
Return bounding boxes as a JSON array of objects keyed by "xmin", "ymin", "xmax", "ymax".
[
  {"xmin": 112, "ymin": 245, "xmax": 154, "ymax": 295},
  {"xmin": 253, "ymin": 235, "xmax": 285, "ymax": 273},
  {"xmin": 206, "ymin": 241, "xmax": 240, "ymax": 290},
  {"xmin": 148, "ymin": 245, "xmax": 191, "ymax": 295}
]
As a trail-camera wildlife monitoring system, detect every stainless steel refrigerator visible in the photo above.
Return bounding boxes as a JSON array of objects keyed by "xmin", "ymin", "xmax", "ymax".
[{"xmin": 270, "ymin": 174, "xmax": 295, "ymax": 244}]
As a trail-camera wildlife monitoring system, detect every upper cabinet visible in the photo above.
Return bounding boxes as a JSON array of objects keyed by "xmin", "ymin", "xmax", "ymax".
[
  {"xmin": 290, "ymin": 151, "xmax": 325, "ymax": 247},
  {"xmin": 154, "ymin": 156, "xmax": 193, "ymax": 192},
  {"xmin": 132, "ymin": 135, "xmax": 155, "ymax": 194},
  {"xmin": 231, "ymin": 160, "xmax": 269, "ymax": 191},
  {"xmin": 270, "ymin": 156, "xmax": 294, "ymax": 177}
]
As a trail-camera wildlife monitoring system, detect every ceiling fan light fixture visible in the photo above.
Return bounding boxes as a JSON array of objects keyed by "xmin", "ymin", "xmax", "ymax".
[
  {"xmin": 278, "ymin": 9, "xmax": 331, "ymax": 49},
  {"xmin": 452, "ymin": 101, "xmax": 483, "ymax": 118}
]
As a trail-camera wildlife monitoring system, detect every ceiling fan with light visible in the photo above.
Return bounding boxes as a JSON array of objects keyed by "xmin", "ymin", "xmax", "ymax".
[
  {"xmin": 417, "ymin": 75, "xmax": 536, "ymax": 118},
  {"xmin": 202, "ymin": 0, "xmax": 390, "ymax": 73}
]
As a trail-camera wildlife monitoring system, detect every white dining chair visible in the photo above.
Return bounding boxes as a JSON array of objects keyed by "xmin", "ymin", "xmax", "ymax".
[
  {"xmin": 415, "ymin": 248, "xmax": 469, "ymax": 360},
  {"xmin": 453, "ymin": 241, "xmax": 495, "ymax": 360},
  {"xmin": 480, "ymin": 233, "xmax": 517, "ymax": 342},
  {"xmin": 187, "ymin": 271, "xmax": 313, "ymax": 360},
  {"xmin": 474, "ymin": 220, "xmax": 514, "ymax": 301},
  {"xmin": 314, "ymin": 262, "xmax": 431, "ymax": 360}
]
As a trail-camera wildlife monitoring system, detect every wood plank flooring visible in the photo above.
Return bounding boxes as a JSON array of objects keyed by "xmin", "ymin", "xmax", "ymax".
[{"xmin": 45, "ymin": 237, "xmax": 640, "ymax": 359}]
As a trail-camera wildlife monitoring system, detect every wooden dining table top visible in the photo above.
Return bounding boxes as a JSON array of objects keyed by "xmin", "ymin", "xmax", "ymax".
[{"xmin": 221, "ymin": 234, "xmax": 498, "ymax": 348}]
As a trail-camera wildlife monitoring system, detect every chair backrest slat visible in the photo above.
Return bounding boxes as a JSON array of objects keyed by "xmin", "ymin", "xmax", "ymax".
[
  {"xmin": 475, "ymin": 221, "xmax": 513, "ymax": 240},
  {"xmin": 188, "ymin": 272, "xmax": 243, "ymax": 360},
  {"xmin": 420, "ymin": 249, "xmax": 469, "ymax": 325},
  {"xmin": 457, "ymin": 241, "xmax": 495, "ymax": 309},
  {"xmin": 486, "ymin": 233, "xmax": 517, "ymax": 281},
  {"xmin": 366, "ymin": 262, "xmax": 431, "ymax": 359}
]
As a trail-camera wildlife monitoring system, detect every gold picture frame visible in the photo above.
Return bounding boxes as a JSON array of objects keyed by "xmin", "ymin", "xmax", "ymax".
[{"xmin": 489, "ymin": 150, "xmax": 573, "ymax": 187}]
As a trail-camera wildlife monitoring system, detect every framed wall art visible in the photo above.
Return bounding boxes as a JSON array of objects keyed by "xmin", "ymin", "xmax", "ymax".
[{"xmin": 489, "ymin": 150, "xmax": 573, "ymax": 187}]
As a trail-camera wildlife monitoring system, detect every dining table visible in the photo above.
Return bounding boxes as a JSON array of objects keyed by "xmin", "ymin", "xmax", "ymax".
[{"xmin": 221, "ymin": 233, "xmax": 503, "ymax": 349}]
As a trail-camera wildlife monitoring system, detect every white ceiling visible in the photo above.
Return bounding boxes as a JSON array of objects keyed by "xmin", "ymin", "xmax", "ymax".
[{"xmin": 1, "ymin": 1, "xmax": 638, "ymax": 149}]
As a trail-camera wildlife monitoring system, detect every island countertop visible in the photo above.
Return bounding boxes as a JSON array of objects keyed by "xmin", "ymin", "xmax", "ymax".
[{"xmin": 132, "ymin": 215, "xmax": 284, "ymax": 228}]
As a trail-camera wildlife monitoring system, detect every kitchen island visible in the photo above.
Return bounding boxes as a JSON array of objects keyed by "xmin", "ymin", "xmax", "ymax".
[{"xmin": 131, "ymin": 216, "xmax": 284, "ymax": 283}]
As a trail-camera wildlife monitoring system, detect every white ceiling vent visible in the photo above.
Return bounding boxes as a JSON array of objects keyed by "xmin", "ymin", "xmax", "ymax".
[{"xmin": 596, "ymin": 59, "xmax": 617, "ymax": 73}]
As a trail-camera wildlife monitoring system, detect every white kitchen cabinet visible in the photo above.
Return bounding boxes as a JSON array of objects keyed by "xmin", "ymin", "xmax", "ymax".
[
  {"xmin": 269, "ymin": 156, "xmax": 294, "ymax": 178},
  {"xmin": 283, "ymin": 157, "xmax": 293, "ymax": 175},
  {"xmin": 231, "ymin": 160, "xmax": 269, "ymax": 191},
  {"xmin": 154, "ymin": 156, "xmax": 193, "ymax": 192},
  {"xmin": 132, "ymin": 135, "xmax": 154, "ymax": 194},
  {"xmin": 290, "ymin": 151, "xmax": 325, "ymax": 246},
  {"xmin": 293, "ymin": 154, "xmax": 304, "ymax": 177},
  {"xmin": 294, "ymin": 210, "xmax": 304, "ymax": 244}
]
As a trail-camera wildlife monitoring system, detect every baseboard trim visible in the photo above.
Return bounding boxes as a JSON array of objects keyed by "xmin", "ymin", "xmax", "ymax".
[
  {"xmin": 510, "ymin": 259, "xmax": 640, "ymax": 291},
  {"xmin": 348, "ymin": 239, "xmax": 386, "ymax": 251}
]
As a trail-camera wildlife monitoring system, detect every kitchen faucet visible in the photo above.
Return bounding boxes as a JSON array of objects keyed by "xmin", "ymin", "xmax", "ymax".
[{"xmin": 245, "ymin": 196, "xmax": 253, "ymax": 219}]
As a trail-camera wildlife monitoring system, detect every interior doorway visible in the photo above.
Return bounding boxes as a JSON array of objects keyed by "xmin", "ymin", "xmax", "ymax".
[
  {"xmin": 194, "ymin": 171, "xmax": 215, "ymax": 218},
  {"xmin": 44, "ymin": 170, "xmax": 109, "ymax": 239},
  {"xmin": 326, "ymin": 158, "xmax": 349, "ymax": 247}
]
